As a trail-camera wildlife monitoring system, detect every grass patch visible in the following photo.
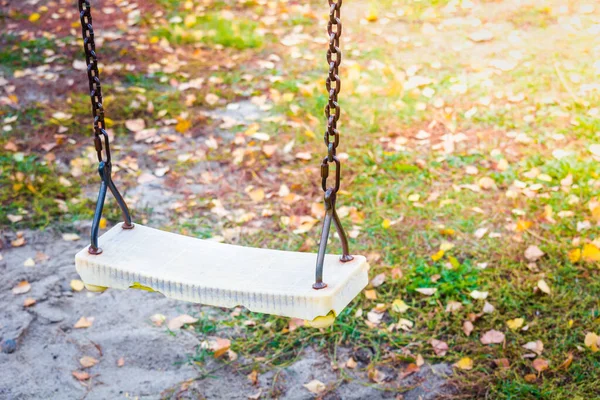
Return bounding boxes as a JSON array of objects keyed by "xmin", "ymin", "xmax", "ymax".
[
  {"xmin": 153, "ymin": 13, "xmax": 263, "ymax": 49},
  {"xmin": 0, "ymin": 34, "xmax": 60, "ymax": 72}
]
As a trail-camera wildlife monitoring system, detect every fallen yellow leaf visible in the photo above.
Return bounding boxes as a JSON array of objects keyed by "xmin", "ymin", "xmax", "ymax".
[
  {"xmin": 431, "ymin": 249, "xmax": 444, "ymax": 261},
  {"xmin": 568, "ymin": 248, "xmax": 581, "ymax": 263},
  {"xmin": 175, "ymin": 119, "xmax": 191, "ymax": 133},
  {"xmin": 516, "ymin": 220, "xmax": 532, "ymax": 232},
  {"xmin": 582, "ymin": 244, "xmax": 600, "ymax": 262},
  {"xmin": 584, "ymin": 332, "xmax": 599, "ymax": 352},
  {"xmin": 453, "ymin": 357, "xmax": 473, "ymax": 370},
  {"xmin": 306, "ymin": 311, "xmax": 335, "ymax": 329},
  {"xmin": 70, "ymin": 279, "xmax": 85, "ymax": 292},
  {"xmin": 365, "ymin": 7, "xmax": 378, "ymax": 22},
  {"xmin": 392, "ymin": 299, "xmax": 410, "ymax": 313},
  {"xmin": 29, "ymin": 13, "xmax": 41, "ymax": 22},
  {"xmin": 506, "ymin": 318, "xmax": 525, "ymax": 331}
]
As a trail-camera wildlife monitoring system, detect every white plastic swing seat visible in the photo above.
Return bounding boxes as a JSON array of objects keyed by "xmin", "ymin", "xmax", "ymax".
[{"xmin": 75, "ymin": 223, "xmax": 369, "ymax": 321}]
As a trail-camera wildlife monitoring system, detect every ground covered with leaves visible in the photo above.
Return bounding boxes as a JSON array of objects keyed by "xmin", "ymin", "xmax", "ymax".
[{"xmin": 1, "ymin": 0, "xmax": 600, "ymax": 398}]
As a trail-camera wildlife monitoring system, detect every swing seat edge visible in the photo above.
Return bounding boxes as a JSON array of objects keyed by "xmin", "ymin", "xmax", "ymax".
[{"xmin": 75, "ymin": 223, "xmax": 369, "ymax": 320}]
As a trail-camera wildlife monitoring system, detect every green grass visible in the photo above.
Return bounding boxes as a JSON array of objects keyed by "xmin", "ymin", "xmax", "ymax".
[
  {"xmin": 153, "ymin": 13, "xmax": 263, "ymax": 49},
  {"xmin": 0, "ymin": 34, "xmax": 61, "ymax": 72}
]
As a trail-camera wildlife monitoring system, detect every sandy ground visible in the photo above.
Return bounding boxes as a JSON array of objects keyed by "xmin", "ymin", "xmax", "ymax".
[{"xmin": 0, "ymin": 226, "xmax": 453, "ymax": 399}]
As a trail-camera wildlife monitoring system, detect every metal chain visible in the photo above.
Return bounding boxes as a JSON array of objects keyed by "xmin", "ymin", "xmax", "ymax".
[
  {"xmin": 78, "ymin": 0, "xmax": 110, "ymax": 164},
  {"xmin": 77, "ymin": 0, "xmax": 133, "ymax": 254},
  {"xmin": 321, "ymin": 0, "xmax": 343, "ymax": 193},
  {"xmin": 313, "ymin": 0, "xmax": 353, "ymax": 290}
]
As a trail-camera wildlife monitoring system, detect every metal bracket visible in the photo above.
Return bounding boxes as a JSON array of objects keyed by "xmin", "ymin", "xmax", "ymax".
[
  {"xmin": 313, "ymin": 189, "xmax": 353, "ymax": 290},
  {"xmin": 88, "ymin": 161, "xmax": 133, "ymax": 255}
]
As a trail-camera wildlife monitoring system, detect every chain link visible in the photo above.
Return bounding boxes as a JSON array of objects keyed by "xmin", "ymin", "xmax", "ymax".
[
  {"xmin": 321, "ymin": 0, "xmax": 343, "ymax": 193},
  {"xmin": 78, "ymin": 0, "xmax": 110, "ymax": 163}
]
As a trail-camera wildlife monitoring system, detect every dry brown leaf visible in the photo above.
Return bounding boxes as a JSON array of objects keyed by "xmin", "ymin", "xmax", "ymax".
[
  {"xmin": 150, "ymin": 313, "xmax": 166, "ymax": 327},
  {"xmin": 470, "ymin": 290, "xmax": 488, "ymax": 300},
  {"xmin": 248, "ymin": 188, "xmax": 265, "ymax": 202},
  {"xmin": 364, "ymin": 289, "xmax": 377, "ymax": 300},
  {"xmin": 209, "ymin": 337, "xmax": 231, "ymax": 358},
  {"xmin": 522, "ymin": 340, "xmax": 544, "ymax": 355},
  {"xmin": 368, "ymin": 365, "xmax": 386, "ymax": 383},
  {"xmin": 430, "ymin": 339, "xmax": 448, "ymax": 356},
  {"xmin": 62, "ymin": 233, "xmax": 81, "ymax": 242},
  {"xmin": 248, "ymin": 390, "xmax": 262, "ymax": 400},
  {"xmin": 469, "ymin": 29, "xmax": 494, "ymax": 42},
  {"xmin": 346, "ymin": 357, "xmax": 357, "ymax": 369},
  {"xmin": 288, "ymin": 318, "xmax": 304, "ymax": 332},
  {"xmin": 463, "ymin": 321, "xmax": 474, "ymax": 336},
  {"xmin": 74, "ymin": 316, "xmax": 94, "ymax": 329},
  {"xmin": 390, "ymin": 268, "xmax": 403, "ymax": 279},
  {"xmin": 23, "ymin": 297, "xmax": 36, "ymax": 307},
  {"xmin": 494, "ymin": 358, "xmax": 510, "ymax": 369},
  {"xmin": 480, "ymin": 330, "xmax": 505, "ymax": 345},
  {"xmin": 524, "ymin": 245, "xmax": 544, "ymax": 262},
  {"xmin": 125, "ymin": 118, "xmax": 145, "ymax": 132},
  {"xmin": 537, "ymin": 279, "xmax": 551, "ymax": 295},
  {"xmin": 247, "ymin": 370, "xmax": 259, "ymax": 385},
  {"xmin": 559, "ymin": 353, "xmax": 573, "ymax": 370},
  {"xmin": 366, "ymin": 309, "xmax": 384, "ymax": 325},
  {"xmin": 445, "ymin": 301, "xmax": 463, "ymax": 313},
  {"xmin": 79, "ymin": 356, "xmax": 99, "ymax": 368},
  {"xmin": 416, "ymin": 288, "xmax": 437, "ymax": 296},
  {"xmin": 72, "ymin": 371, "xmax": 90, "ymax": 381},
  {"xmin": 532, "ymin": 358, "xmax": 549, "ymax": 373},
  {"xmin": 370, "ymin": 273, "xmax": 386, "ymax": 288},
  {"xmin": 584, "ymin": 332, "xmax": 599, "ymax": 352},
  {"xmin": 524, "ymin": 373, "xmax": 537, "ymax": 383},
  {"xmin": 399, "ymin": 363, "xmax": 420, "ymax": 380},
  {"xmin": 11, "ymin": 237, "xmax": 26, "ymax": 247},
  {"xmin": 262, "ymin": 144, "xmax": 278, "ymax": 157},
  {"xmin": 117, "ymin": 357, "xmax": 125, "ymax": 367},
  {"xmin": 303, "ymin": 379, "xmax": 326, "ymax": 394},
  {"xmin": 12, "ymin": 281, "xmax": 31, "ymax": 295},
  {"xmin": 167, "ymin": 314, "xmax": 198, "ymax": 330}
]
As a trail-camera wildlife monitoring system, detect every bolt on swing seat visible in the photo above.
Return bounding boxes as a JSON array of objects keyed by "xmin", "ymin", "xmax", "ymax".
[{"xmin": 74, "ymin": 0, "xmax": 367, "ymax": 325}]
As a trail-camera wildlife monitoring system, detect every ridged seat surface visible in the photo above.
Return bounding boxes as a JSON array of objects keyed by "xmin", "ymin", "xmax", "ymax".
[{"xmin": 75, "ymin": 223, "xmax": 369, "ymax": 320}]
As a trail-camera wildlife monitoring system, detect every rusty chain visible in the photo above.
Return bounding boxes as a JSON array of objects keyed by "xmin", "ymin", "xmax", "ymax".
[
  {"xmin": 321, "ymin": 0, "xmax": 343, "ymax": 192},
  {"xmin": 77, "ymin": 0, "xmax": 133, "ymax": 254},
  {"xmin": 78, "ymin": 0, "xmax": 110, "ymax": 163},
  {"xmin": 313, "ymin": 0, "xmax": 353, "ymax": 290}
]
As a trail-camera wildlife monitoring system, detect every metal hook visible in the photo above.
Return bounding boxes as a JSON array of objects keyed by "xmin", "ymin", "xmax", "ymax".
[{"xmin": 313, "ymin": 189, "xmax": 353, "ymax": 290}]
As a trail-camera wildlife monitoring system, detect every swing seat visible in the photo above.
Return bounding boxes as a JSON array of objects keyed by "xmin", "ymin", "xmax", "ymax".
[{"xmin": 75, "ymin": 223, "xmax": 369, "ymax": 321}]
